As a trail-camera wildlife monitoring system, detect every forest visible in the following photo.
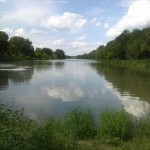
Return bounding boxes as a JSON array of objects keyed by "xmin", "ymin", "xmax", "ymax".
[
  {"xmin": 77, "ymin": 27, "xmax": 150, "ymax": 60},
  {"xmin": 0, "ymin": 31, "xmax": 66, "ymax": 61}
]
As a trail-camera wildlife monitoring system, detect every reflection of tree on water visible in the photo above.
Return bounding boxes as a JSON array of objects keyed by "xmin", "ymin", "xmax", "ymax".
[
  {"xmin": 0, "ymin": 63, "xmax": 34, "ymax": 89},
  {"xmin": 90, "ymin": 63, "xmax": 150, "ymax": 117},
  {"xmin": 34, "ymin": 60, "xmax": 53, "ymax": 72},
  {"xmin": 91, "ymin": 63, "xmax": 150, "ymax": 102},
  {"xmin": 53, "ymin": 62, "xmax": 65, "ymax": 70},
  {"xmin": 0, "ymin": 71, "xmax": 9, "ymax": 89}
]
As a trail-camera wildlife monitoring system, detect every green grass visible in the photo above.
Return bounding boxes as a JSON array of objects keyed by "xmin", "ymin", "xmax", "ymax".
[
  {"xmin": 0, "ymin": 104, "xmax": 150, "ymax": 150},
  {"xmin": 97, "ymin": 109, "xmax": 136, "ymax": 145},
  {"xmin": 64, "ymin": 108, "xmax": 96, "ymax": 140},
  {"xmin": 102, "ymin": 59, "xmax": 150, "ymax": 70}
]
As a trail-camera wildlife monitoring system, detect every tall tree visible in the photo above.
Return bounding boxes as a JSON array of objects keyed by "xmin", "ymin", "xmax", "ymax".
[
  {"xmin": 9, "ymin": 36, "xmax": 34, "ymax": 57},
  {"xmin": 0, "ymin": 31, "xmax": 9, "ymax": 56},
  {"xmin": 55, "ymin": 49, "xmax": 65, "ymax": 59}
]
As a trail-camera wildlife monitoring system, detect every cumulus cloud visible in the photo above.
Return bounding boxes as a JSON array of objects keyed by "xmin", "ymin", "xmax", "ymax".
[
  {"xmin": 14, "ymin": 28, "xmax": 26, "ymax": 37},
  {"xmin": 46, "ymin": 12, "xmax": 87, "ymax": 31},
  {"xmin": 35, "ymin": 38, "xmax": 66, "ymax": 49},
  {"xmin": 1, "ymin": 28, "xmax": 13, "ymax": 35},
  {"xmin": 30, "ymin": 29, "xmax": 47, "ymax": 35},
  {"xmin": 46, "ymin": 87, "xmax": 84, "ymax": 102},
  {"xmin": 89, "ymin": 17, "xmax": 101, "ymax": 27},
  {"xmin": 105, "ymin": 81, "xmax": 150, "ymax": 118},
  {"xmin": 70, "ymin": 41, "xmax": 87, "ymax": 49},
  {"xmin": 106, "ymin": 0, "xmax": 150, "ymax": 37},
  {"xmin": 0, "ymin": 1, "xmax": 51, "ymax": 26}
]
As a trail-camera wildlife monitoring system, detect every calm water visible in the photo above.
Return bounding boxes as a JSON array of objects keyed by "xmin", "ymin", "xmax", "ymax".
[{"xmin": 0, "ymin": 59, "xmax": 149, "ymax": 120}]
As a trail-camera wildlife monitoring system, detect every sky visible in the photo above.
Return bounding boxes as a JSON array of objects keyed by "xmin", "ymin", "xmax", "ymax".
[{"xmin": 0, "ymin": 0, "xmax": 150, "ymax": 56}]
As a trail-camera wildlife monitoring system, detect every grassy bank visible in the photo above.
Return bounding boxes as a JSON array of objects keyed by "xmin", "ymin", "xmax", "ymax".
[
  {"xmin": 0, "ymin": 56, "xmax": 35, "ymax": 62},
  {"xmin": 101, "ymin": 59, "xmax": 150, "ymax": 70},
  {"xmin": 0, "ymin": 103, "xmax": 150, "ymax": 150}
]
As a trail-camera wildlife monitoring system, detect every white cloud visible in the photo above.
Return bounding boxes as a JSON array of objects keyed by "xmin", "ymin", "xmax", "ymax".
[
  {"xmin": 0, "ymin": 2, "xmax": 52, "ymax": 26},
  {"xmin": 52, "ymin": 38, "xmax": 66, "ymax": 46},
  {"xmin": 76, "ymin": 34, "xmax": 87, "ymax": 41},
  {"xmin": 89, "ymin": 17, "xmax": 101, "ymax": 27},
  {"xmin": 30, "ymin": 29, "xmax": 47, "ymax": 35},
  {"xmin": 14, "ymin": 28, "xmax": 26, "ymax": 37},
  {"xmin": 46, "ymin": 12, "xmax": 87, "ymax": 31},
  {"xmin": 104, "ymin": 23, "xmax": 109, "ymax": 29},
  {"xmin": 107, "ymin": 0, "xmax": 150, "ymax": 37},
  {"xmin": 119, "ymin": 0, "xmax": 137, "ymax": 7},
  {"xmin": 70, "ymin": 41, "xmax": 87, "ymax": 49},
  {"xmin": 1, "ymin": 28, "xmax": 13, "ymax": 35},
  {"xmin": 46, "ymin": 87, "xmax": 84, "ymax": 102},
  {"xmin": 35, "ymin": 38, "xmax": 66, "ymax": 49},
  {"xmin": 96, "ymin": 41, "xmax": 106, "ymax": 46},
  {"xmin": 105, "ymin": 81, "xmax": 150, "ymax": 118}
]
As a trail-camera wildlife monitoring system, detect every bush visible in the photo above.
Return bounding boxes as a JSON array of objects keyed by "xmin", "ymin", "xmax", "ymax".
[
  {"xmin": 135, "ymin": 114, "xmax": 150, "ymax": 138},
  {"xmin": 98, "ymin": 109, "xmax": 135, "ymax": 145},
  {"xmin": 65, "ymin": 108, "xmax": 96, "ymax": 140},
  {"xmin": 0, "ymin": 103, "xmax": 36, "ymax": 150},
  {"xmin": 0, "ymin": 103, "xmax": 76, "ymax": 150}
]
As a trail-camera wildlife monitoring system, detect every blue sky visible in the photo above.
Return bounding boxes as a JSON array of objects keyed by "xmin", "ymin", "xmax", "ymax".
[{"xmin": 0, "ymin": 0, "xmax": 150, "ymax": 55}]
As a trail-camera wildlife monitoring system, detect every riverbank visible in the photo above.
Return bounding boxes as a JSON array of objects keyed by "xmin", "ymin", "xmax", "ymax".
[
  {"xmin": 100, "ymin": 59, "xmax": 150, "ymax": 71},
  {"xmin": 0, "ymin": 56, "xmax": 35, "ymax": 62},
  {"xmin": 0, "ymin": 103, "xmax": 149, "ymax": 150}
]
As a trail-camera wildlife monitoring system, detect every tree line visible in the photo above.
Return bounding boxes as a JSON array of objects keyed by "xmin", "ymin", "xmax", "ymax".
[
  {"xmin": 0, "ymin": 31, "xmax": 66, "ymax": 60},
  {"xmin": 77, "ymin": 27, "xmax": 150, "ymax": 60}
]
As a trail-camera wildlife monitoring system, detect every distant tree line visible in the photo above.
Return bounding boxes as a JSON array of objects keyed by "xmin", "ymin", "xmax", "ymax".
[
  {"xmin": 0, "ymin": 31, "xmax": 66, "ymax": 60},
  {"xmin": 77, "ymin": 27, "xmax": 150, "ymax": 60}
]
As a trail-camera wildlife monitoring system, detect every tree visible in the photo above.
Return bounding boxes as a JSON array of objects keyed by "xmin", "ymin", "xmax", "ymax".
[
  {"xmin": 34, "ymin": 48, "xmax": 49, "ymax": 59},
  {"xmin": 0, "ymin": 31, "xmax": 9, "ymax": 56},
  {"xmin": 9, "ymin": 36, "xmax": 34, "ymax": 57},
  {"xmin": 43, "ymin": 48, "xmax": 53, "ymax": 58},
  {"xmin": 54, "ymin": 49, "xmax": 65, "ymax": 59}
]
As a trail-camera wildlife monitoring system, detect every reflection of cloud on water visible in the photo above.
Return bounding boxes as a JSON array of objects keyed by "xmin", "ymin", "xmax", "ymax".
[
  {"xmin": 105, "ymin": 81, "xmax": 150, "ymax": 117},
  {"xmin": 45, "ymin": 87, "xmax": 85, "ymax": 102}
]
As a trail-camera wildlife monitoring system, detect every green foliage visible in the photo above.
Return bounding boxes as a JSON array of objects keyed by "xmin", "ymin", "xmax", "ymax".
[
  {"xmin": 34, "ymin": 48, "xmax": 50, "ymax": 59},
  {"xmin": 65, "ymin": 108, "xmax": 96, "ymax": 140},
  {"xmin": 0, "ymin": 103, "xmax": 36, "ymax": 150},
  {"xmin": 31, "ymin": 118, "xmax": 76, "ymax": 150},
  {"xmin": 0, "ymin": 31, "xmax": 9, "ymax": 56},
  {"xmin": 78, "ymin": 27, "xmax": 150, "ymax": 60},
  {"xmin": 0, "ymin": 30, "xmax": 66, "ymax": 61},
  {"xmin": 43, "ymin": 48, "xmax": 54, "ymax": 58},
  {"xmin": 98, "ymin": 109, "xmax": 136, "ymax": 145},
  {"xmin": 0, "ymin": 103, "xmax": 76, "ymax": 150},
  {"xmin": 9, "ymin": 36, "xmax": 34, "ymax": 58},
  {"xmin": 54, "ymin": 49, "xmax": 66, "ymax": 59},
  {"xmin": 0, "ymin": 103, "xmax": 150, "ymax": 149}
]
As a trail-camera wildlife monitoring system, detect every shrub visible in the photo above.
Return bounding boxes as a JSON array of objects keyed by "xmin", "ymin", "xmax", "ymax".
[
  {"xmin": 65, "ymin": 108, "xmax": 96, "ymax": 140},
  {"xmin": 98, "ymin": 109, "xmax": 135, "ymax": 145},
  {"xmin": 31, "ymin": 118, "xmax": 76, "ymax": 150}
]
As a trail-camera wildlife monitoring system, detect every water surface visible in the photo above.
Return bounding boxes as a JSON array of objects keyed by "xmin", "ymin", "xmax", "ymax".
[{"xmin": 0, "ymin": 59, "xmax": 149, "ymax": 120}]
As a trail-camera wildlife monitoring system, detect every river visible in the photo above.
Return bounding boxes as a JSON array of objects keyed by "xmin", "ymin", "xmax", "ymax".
[{"xmin": 0, "ymin": 59, "xmax": 149, "ymax": 120}]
